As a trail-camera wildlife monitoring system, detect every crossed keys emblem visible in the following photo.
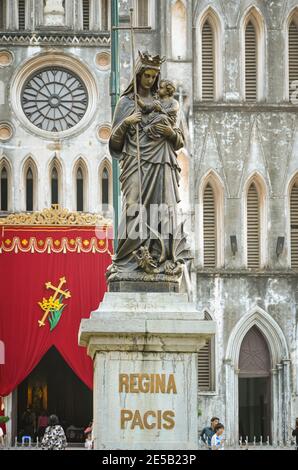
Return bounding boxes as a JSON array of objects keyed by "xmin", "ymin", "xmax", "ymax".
[{"xmin": 38, "ymin": 277, "xmax": 71, "ymax": 329}]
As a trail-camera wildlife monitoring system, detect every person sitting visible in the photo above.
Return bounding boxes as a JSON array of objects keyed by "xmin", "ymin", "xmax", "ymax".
[{"xmin": 41, "ymin": 414, "xmax": 67, "ymax": 450}]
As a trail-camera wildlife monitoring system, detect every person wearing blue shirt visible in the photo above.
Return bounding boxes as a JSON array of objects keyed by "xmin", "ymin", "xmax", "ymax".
[{"xmin": 200, "ymin": 417, "xmax": 220, "ymax": 448}]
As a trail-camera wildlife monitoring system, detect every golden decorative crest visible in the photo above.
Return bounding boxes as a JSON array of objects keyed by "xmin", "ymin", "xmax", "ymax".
[{"xmin": 0, "ymin": 205, "xmax": 112, "ymax": 226}]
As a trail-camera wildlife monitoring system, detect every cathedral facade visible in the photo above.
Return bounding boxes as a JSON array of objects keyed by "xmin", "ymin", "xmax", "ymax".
[{"xmin": 0, "ymin": 0, "xmax": 298, "ymax": 446}]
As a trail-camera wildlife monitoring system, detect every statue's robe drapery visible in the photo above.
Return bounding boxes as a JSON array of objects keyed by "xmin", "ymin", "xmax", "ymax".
[{"xmin": 109, "ymin": 92, "xmax": 186, "ymax": 272}]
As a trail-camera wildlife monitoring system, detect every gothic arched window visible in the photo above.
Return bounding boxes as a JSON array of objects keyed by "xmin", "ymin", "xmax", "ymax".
[
  {"xmin": 51, "ymin": 167, "xmax": 59, "ymax": 205},
  {"xmin": 26, "ymin": 167, "xmax": 34, "ymax": 211},
  {"xmin": 288, "ymin": 19, "xmax": 298, "ymax": 100},
  {"xmin": 245, "ymin": 20, "xmax": 257, "ymax": 101},
  {"xmin": 102, "ymin": 167, "xmax": 109, "ymax": 206},
  {"xmin": 82, "ymin": 0, "xmax": 90, "ymax": 30},
  {"xmin": 171, "ymin": 0, "xmax": 187, "ymax": 60},
  {"xmin": 203, "ymin": 183, "xmax": 216, "ymax": 267},
  {"xmin": 0, "ymin": 166, "xmax": 8, "ymax": 211},
  {"xmin": 290, "ymin": 179, "xmax": 298, "ymax": 269},
  {"xmin": 76, "ymin": 167, "xmax": 84, "ymax": 212},
  {"xmin": 0, "ymin": 0, "xmax": 6, "ymax": 30},
  {"xmin": 247, "ymin": 182, "xmax": 260, "ymax": 268},
  {"xmin": 101, "ymin": 0, "xmax": 109, "ymax": 30},
  {"xmin": 201, "ymin": 19, "xmax": 215, "ymax": 100},
  {"xmin": 135, "ymin": 0, "xmax": 152, "ymax": 27},
  {"xmin": 198, "ymin": 311, "xmax": 215, "ymax": 392},
  {"xmin": 18, "ymin": 0, "xmax": 26, "ymax": 30}
]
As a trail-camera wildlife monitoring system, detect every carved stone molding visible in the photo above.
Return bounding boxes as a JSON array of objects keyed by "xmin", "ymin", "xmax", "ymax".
[{"xmin": 0, "ymin": 33, "xmax": 110, "ymax": 47}]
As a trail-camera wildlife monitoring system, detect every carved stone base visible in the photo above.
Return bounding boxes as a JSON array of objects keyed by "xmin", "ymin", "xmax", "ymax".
[
  {"xmin": 109, "ymin": 280, "xmax": 181, "ymax": 293},
  {"xmin": 107, "ymin": 269, "xmax": 185, "ymax": 293}
]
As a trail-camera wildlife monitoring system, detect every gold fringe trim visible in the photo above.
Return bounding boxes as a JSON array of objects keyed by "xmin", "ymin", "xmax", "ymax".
[{"xmin": 0, "ymin": 237, "xmax": 112, "ymax": 255}]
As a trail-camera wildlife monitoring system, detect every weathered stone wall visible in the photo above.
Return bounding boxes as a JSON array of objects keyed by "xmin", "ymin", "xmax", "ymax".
[{"xmin": 191, "ymin": 0, "xmax": 298, "ymax": 438}]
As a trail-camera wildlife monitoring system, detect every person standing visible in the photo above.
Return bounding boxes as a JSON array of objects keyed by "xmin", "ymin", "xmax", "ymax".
[
  {"xmin": 0, "ymin": 426, "xmax": 4, "ymax": 448},
  {"xmin": 37, "ymin": 410, "xmax": 49, "ymax": 439},
  {"xmin": 211, "ymin": 423, "xmax": 225, "ymax": 450},
  {"xmin": 200, "ymin": 417, "xmax": 219, "ymax": 448},
  {"xmin": 21, "ymin": 407, "xmax": 35, "ymax": 439},
  {"xmin": 292, "ymin": 418, "xmax": 298, "ymax": 450},
  {"xmin": 0, "ymin": 398, "xmax": 6, "ymax": 446},
  {"xmin": 41, "ymin": 415, "xmax": 67, "ymax": 450}
]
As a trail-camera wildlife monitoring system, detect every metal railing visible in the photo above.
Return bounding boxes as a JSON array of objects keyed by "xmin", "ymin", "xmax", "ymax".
[{"xmin": 198, "ymin": 435, "xmax": 297, "ymax": 450}]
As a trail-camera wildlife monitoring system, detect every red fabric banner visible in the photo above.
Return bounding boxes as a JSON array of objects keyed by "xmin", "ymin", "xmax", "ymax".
[{"xmin": 0, "ymin": 225, "xmax": 112, "ymax": 397}]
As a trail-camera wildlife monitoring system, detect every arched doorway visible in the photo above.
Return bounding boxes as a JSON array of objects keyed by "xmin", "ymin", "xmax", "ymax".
[
  {"xmin": 224, "ymin": 307, "xmax": 291, "ymax": 445},
  {"xmin": 17, "ymin": 347, "xmax": 92, "ymax": 444},
  {"xmin": 238, "ymin": 326, "xmax": 271, "ymax": 442}
]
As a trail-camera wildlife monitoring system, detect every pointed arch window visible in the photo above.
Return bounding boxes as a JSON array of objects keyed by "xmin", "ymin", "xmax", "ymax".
[
  {"xmin": 242, "ymin": 8, "xmax": 265, "ymax": 102},
  {"xmin": 102, "ymin": 167, "xmax": 109, "ymax": 206},
  {"xmin": 137, "ymin": 0, "xmax": 149, "ymax": 26},
  {"xmin": 134, "ymin": 0, "xmax": 154, "ymax": 27},
  {"xmin": 18, "ymin": 0, "xmax": 26, "ymax": 30},
  {"xmin": 198, "ymin": 312, "xmax": 215, "ymax": 392},
  {"xmin": 245, "ymin": 20, "xmax": 257, "ymax": 102},
  {"xmin": 26, "ymin": 167, "xmax": 34, "ymax": 212},
  {"xmin": 51, "ymin": 167, "xmax": 59, "ymax": 205},
  {"xmin": 290, "ymin": 180, "xmax": 298, "ymax": 269},
  {"xmin": 201, "ymin": 19, "xmax": 215, "ymax": 100},
  {"xmin": 82, "ymin": 0, "xmax": 90, "ymax": 30},
  {"xmin": 0, "ymin": 0, "xmax": 6, "ymax": 30},
  {"xmin": 76, "ymin": 167, "xmax": 84, "ymax": 212},
  {"xmin": 247, "ymin": 182, "xmax": 260, "ymax": 268},
  {"xmin": 197, "ymin": 9, "xmax": 222, "ymax": 102},
  {"xmin": 198, "ymin": 339, "xmax": 212, "ymax": 391},
  {"xmin": 101, "ymin": 0, "xmax": 109, "ymax": 31},
  {"xmin": 171, "ymin": 0, "xmax": 187, "ymax": 60},
  {"xmin": 288, "ymin": 19, "xmax": 298, "ymax": 99},
  {"xmin": 0, "ymin": 166, "xmax": 8, "ymax": 211},
  {"xmin": 203, "ymin": 183, "xmax": 216, "ymax": 267}
]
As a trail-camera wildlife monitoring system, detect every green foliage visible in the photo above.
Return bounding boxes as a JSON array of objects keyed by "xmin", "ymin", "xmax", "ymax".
[
  {"xmin": 49, "ymin": 305, "xmax": 65, "ymax": 331},
  {"xmin": 0, "ymin": 416, "xmax": 9, "ymax": 424},
  {"xmin": 48, "ymin": 295, "xmax": 65, "ymax": 332}
]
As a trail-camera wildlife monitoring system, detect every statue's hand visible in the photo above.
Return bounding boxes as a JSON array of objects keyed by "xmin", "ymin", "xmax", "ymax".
[
  {"xmin": 153, "ymin": 101, "xmax": 162, "ymax": 112},
  {"xmin": 155, "ymin": 123, "xmax": 175, "ymax": 139},
  {"xmin": 125, "ymin": 112, "xmax": 142, "ymax": 126}
]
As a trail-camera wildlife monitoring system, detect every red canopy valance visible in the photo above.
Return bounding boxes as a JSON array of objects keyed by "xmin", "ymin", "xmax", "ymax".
[{"xmin": 0, "ymin": 219, "xmax": 113, "ymax": 397}]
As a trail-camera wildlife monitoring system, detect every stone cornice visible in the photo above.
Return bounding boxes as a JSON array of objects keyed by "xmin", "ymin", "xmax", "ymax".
[
  {"xmin": 0, "ymin": 32, "xmax": 110, "ymax": 47},
  {"xmin": 195, "ymin": 269, "xmax": 298, "ymax": 278},
  {"xmin": 193, "ymin": 102, "xmax": 298, "ymax": 113}
]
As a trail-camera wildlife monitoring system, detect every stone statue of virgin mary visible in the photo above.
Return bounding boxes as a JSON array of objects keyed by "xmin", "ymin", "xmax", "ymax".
[{"xmin": 108, "ymin": 52, "xmax": 191, "ymax": 291}]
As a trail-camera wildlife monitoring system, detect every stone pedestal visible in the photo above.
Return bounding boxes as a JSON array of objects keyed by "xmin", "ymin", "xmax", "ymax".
[{"xmin": 79, "ymin": 293, "xmax": 216, "ymax": 450}]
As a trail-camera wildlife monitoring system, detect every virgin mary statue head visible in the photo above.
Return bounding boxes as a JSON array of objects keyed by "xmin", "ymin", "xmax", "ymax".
[{"xmin": 122, "ymin": 51, "xmax": 166, "ymax": 97}]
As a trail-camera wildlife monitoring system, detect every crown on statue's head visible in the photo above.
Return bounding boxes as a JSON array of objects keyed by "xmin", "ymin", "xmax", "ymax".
[{"xmin": 138, "ymin": 51, "xmax": 166, "ymax": 68}]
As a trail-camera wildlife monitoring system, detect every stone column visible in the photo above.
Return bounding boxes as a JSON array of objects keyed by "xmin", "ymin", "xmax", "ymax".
[
  {"xmin": 79, "ymin": 292, "xmax": 216, "ymax": 450},
  {"xmin": 223, "ymin": 360, "xmax": 237, "ymax": 446},
  {"xmin": 271, "ymin": 368, "xmax": 278, "ymax": 446},
  {"xmin": 282, "ymin": 359, "xmax": 291, "ymax": 442},
  {"xmin": 3, "ymin": 394, "xmax": 12, "ymax": 447},
  {"xmin": 277, "ymin": 364, "xmax": 283, "ymax": 444}
]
